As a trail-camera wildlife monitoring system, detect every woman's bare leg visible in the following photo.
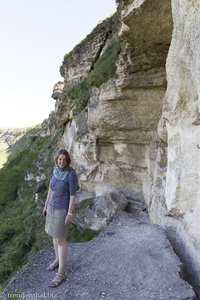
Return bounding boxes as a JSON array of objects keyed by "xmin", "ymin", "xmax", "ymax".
[
  {"xmin": 57, "ymin": 238, "xmax": 67, "ymax": 274},
  {"xmin": 53, "ymin": 237, "xmax": 59, "ymax": 261}
]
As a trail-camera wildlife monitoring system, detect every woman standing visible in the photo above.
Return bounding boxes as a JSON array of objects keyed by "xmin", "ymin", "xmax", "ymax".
[{"xmin": 43, "ymin": 149, "xmax": 78, "ymax": 287}]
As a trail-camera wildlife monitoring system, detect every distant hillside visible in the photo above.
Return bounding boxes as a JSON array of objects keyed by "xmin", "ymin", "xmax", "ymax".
[{"xmin": 0, "ymin": 128, "xmax": 26, "ymax": 168}]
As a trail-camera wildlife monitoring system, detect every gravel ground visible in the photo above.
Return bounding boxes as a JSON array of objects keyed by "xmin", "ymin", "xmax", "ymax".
[{"xmin": 2, "ymin": 211, "xmax": 196, "ymax": 300}]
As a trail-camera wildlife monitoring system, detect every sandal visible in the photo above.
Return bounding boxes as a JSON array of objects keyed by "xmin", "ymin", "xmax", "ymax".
[
  {"xmin": 49, "ymin": 272, "xmax": 66, "ymax": 288},
  {"xmin": 46, "ymin": 260, "xmax": 59, "ymax": 271}
]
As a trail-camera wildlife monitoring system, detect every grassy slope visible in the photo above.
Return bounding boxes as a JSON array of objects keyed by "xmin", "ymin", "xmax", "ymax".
[{"xmin": 0, "ymin": 127, "xmax": 52, "ymax": 290}]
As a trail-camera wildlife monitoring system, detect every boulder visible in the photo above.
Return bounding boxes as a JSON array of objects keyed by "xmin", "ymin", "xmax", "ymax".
[{"xmin": 73, "ymin": 187, "xmax": 128, "ymax": 231}]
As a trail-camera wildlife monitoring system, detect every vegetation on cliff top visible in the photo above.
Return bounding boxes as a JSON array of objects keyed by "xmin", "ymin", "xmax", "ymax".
[{"xmin": 59, "ymin": 39, "xmax": 119, "ymax": 113}]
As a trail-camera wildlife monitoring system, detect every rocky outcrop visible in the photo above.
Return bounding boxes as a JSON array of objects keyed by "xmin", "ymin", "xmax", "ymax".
[
  {"xmin": 74, "ymin": 186, "xmax": 128, "ymax": 231},
  {"xmin": 53, "ymin": 1, "xmax": 172, "ymax": 210},
  {"xmin": 59, "ymin": 17, "xmax": 117, "ymax": 84}
]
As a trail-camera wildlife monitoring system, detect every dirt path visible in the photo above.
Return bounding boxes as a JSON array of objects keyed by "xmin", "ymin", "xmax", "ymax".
[{"xmin": 2, "ymin": 211, "xmax": 195, "ymax": 300}]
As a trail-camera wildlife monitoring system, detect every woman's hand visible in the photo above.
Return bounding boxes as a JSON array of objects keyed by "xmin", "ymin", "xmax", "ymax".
[
  {"xmin": 65, "ymin": 214, "xmax": 73, "ymax": 225},
  {"xmin": 42, "ymin": 206, "xmax": 47, "ymax": 217}
]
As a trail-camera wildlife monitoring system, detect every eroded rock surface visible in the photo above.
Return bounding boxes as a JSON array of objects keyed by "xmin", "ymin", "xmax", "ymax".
[{"xmin": 148, "ymin": 1, "xmax": 200, "ymax": 295}]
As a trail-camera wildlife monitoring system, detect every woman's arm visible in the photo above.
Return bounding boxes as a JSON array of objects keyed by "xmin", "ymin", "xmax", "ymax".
[
  {"xmin": 65, "ymin": 170, "xmax": 78, "ymax": 225},
  {"xmin": 68, "ymin": 196, "xmax": 76, "ymax": 215},
  {"xmin": 65, "ymin": 196, "xmax": 75, "ymax": 225},
  {"xmin": 43, "ymin": 188, "xmax": 52, "ymax": 213}
]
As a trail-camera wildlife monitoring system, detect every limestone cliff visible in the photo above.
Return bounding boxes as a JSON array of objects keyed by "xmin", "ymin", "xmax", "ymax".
[
  {"xmin": 52, "ymin": 6, "xmax": 170, "ymax": 203},
  {"xmin": 39, "ymin": 0, "xmax": 200, "ymax": 295},
  {"xmin": 154, "ymin": 0, "xmax": 200, "ymax": 293}
]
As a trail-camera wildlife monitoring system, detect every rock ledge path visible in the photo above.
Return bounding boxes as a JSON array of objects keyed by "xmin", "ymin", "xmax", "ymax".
[{"xmin": 3, "ymin": 211, "xmax": 195, "ymax": 300}]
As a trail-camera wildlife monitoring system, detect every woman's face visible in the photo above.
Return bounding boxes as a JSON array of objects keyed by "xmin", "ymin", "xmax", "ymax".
[{"xmin": 57, "ymin": 154, "xmax": 67, "ymax": 169}]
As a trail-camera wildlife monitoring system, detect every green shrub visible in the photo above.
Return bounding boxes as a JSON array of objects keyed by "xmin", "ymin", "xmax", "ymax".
[
  {"xmin": 59, "ymin": 39, "xmax": 119, "ymax": 113},
  {"xmin": 60, "ymin": 79, "xmax": 90, "ymax": 113},
  {"xmin": 68, "ymin": 223, "xmax": 99, "ymax": 242},
  {"xmin": 88, "ymin": 40, "xmax": 119, "ymax": 87}
]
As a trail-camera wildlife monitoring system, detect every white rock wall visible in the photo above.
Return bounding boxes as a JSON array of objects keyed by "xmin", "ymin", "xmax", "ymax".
[{"xmin": 153, "ymin": 0, "xmax": 200, "ymax": 291}]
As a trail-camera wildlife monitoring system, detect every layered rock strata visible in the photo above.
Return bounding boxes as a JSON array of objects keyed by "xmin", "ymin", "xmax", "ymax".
[{"xmin": 52, "ymin": 1, "xmax": 172, "ymax": 208}]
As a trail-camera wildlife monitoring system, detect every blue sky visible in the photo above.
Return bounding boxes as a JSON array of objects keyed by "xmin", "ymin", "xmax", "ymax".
[{"xmin": 0, "ymin": 0, "xmax": 116, "ymax": 128}]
